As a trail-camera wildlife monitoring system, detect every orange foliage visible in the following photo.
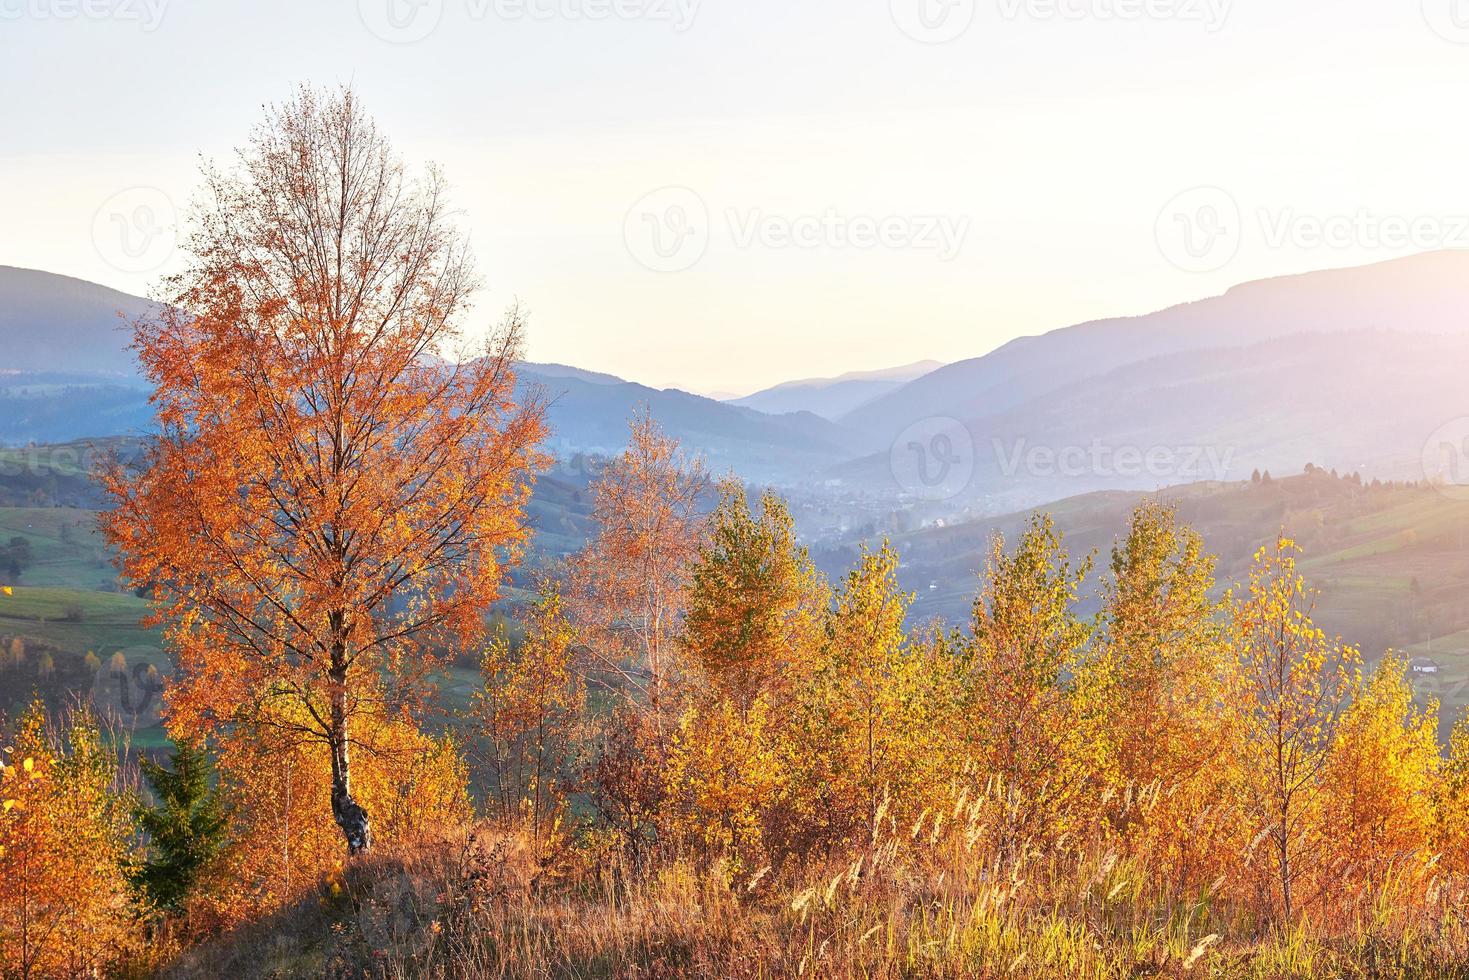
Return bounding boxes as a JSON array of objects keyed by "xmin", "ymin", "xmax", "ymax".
[
  {"xmin": 100, "ymin": 86, "xmax": 545, "ymax": 854},
  {"xmin": 570, "ymin": 411, "xmax": 707, "ymax": 736}
]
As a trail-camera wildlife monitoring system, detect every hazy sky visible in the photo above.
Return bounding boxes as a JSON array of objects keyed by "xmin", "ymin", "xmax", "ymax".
[{"xmin": 2, "ymin": 0, "xmax": 1466, "ymax": 394}]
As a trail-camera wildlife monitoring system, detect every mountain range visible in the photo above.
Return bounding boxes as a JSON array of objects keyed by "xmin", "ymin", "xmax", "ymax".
[
  {"xmin": 842, "ymin": 250, "xmax": 1468, "ymax": 441},
  {"xmin": 3, "ymin": 252, "xmax": 1467, "ymax": 507},
  {"xmin": 829, "ymin": 250, "xmax": 1469, "ymax": 510},
  {"xmin": 0, "ymin": 267, "xmax": 865, "ymax": 483},
  {"xmin": 728, "ymin": 360, "xmax": 943, "ymax": 420}
]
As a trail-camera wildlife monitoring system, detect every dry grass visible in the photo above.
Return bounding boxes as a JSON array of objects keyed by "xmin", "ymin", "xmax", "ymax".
[{"xmin": 161, "ymin": 802, "xmax": 1469, "ymax": 980}]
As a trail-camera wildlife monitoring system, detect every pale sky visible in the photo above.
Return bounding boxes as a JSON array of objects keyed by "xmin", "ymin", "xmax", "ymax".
[{"xmin": 2, "ymin": 0, "xmax": 1467, "ymax": 395}]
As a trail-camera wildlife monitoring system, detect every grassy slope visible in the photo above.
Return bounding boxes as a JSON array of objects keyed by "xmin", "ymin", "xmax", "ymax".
[{"xmin": 0, "ymin": 504, "xmax": 170, "ymax": 746}]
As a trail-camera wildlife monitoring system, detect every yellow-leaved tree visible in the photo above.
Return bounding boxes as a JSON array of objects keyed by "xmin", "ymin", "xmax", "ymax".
[
  {"xmin": 468, "ymin": 584, "xmax": 585, "ymax": 854},
  {"xmin": 783, "ymin": 541, "xmax": 926, "ymax": 850},
  {"xmin": 1436, "ymin": 709, "xmax": 1469, "ymax": 877},
  {"xmin": 678, "ymin": 481, "xmax": 828, "ymax": 713},
  {"xmin": 665, "ymin": 482, "xmax": 829, "ymax": 869},
  {"xmin": 1086, "ymin": 503, "xmax": 1239, "ymax": 895},
  {"xmin": 195, "ymin": 707, "xmax": 470, "ymax": 924},
  {"xmin": 953, "ymin": 514, "xmax": 1094, "ymax": 855},
  {"xmin": 1318, "ymin": 651, "xmax": 1439, "ymax": 920},
  {"xmin": 1232, "ymin": 536, "xmax": 1359, "ymax": 923},
  {"xmin": 0, "ymin": 704, "xmax": 137, "ymax": 979}
]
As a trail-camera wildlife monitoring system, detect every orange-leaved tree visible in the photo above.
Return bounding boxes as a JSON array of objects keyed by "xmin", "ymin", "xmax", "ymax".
[
  {"xmin": 569, "ymin": 410, "xmax": 708, "ymax": 738},
  {"xmin": 101, "ymin": 86, "xmax": 546, "ymax": 854}
]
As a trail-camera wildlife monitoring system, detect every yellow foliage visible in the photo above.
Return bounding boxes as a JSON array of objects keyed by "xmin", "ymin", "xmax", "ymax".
[
  {"xmin": 1084, "ymin": 503, "xmax": 1242, "ymax": 896},
  {"xmin": 1232, "ymin": 536, "xmax": 1360, "ymax": 921},
  {"xmin": 680, "ymin": 481, "xmax": 829, "ymax": 712},
  {"xmin": 195, "ymin": 704, "xmax": 471, "ymax": 924},
  {"xmin": 1319, "ymin": 652, "xmax": 1439, "ymax": 917},
  {"xmin": 950, "ymin": 515, "xmax": 1097, "ymax": 852},
  {"xmin": 662, "ymin": 697, "xmax": 782, "ymax": 873},
  {"xmin": 0, "ymin": 704, "xmax": 137, "ymax": 979},
  {"xmin": 469, "ymin": 583, "xmax": 584, "ymax": 853},
  {"xmin": 1437, "ymin": 710, "xmax": 1469, "ymax": 877}
]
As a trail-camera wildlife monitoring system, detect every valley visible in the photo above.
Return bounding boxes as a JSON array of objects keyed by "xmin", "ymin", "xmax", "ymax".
[{"xmin": 5, "ymin": 253, "xmax": 1469, "ymax": 746}]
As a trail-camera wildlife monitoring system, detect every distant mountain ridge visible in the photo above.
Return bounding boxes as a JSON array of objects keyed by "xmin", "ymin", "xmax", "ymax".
[
  {"xmin": 3, "ymin": 254, "xmax": 1467, "ymax": 504},
  {"xmin": 0, "ymin": 267, "xmax": 158, "ymax": 443},
  {"xmin": 517, "ymin": 364, "xmax": 873, "ymax": 483},
  {"xmin": 518, "ymin": 361, "xmax": 624, "ymax": 387},
  {"xmin": 731, "ymin": 360, "xmax": 942, "ymax": 420},
  {"xmin": 842, "ymin": 251, "xmax": 1469, "ymax": 439},
  {"xmin": 827, "ymin": 250, "xmax": 1469, "ymax": 511},
  {"xmin": 0, "ymin": 266, "xmax": 154, "ymax": 378},
  {"xmin": 0, "ymin": 268, "xmax": 875, "ymax": 481}
]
